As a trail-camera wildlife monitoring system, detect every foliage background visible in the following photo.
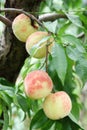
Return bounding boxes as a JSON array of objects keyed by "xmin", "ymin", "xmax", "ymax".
[{"xmin": 0, "ymin": 0, "xmax": 87, "ymax": 130}]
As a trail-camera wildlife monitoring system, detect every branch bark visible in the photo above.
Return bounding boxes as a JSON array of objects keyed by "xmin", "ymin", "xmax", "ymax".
[
  {"xmin": 0, "ymin": 8, "xmax": 67, "ymax": 27},
  {"xmin": 39, "ymin": 13, "xmax": 67, "ymax": 21},
  {"xmin": 0, "ymin": 14, "xmax": 12, "ymax": 26},
  {"xmin": 0, "ymin": 8, "xmax": 43, "ymax": 26}
]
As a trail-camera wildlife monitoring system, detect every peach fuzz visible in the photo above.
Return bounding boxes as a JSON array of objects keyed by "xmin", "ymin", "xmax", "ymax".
[
  {"xmin": 24, "ymin": 70, "xmax": 53, "ymax": 99},
  {"xmin": 12, "ymin": 13, "xmax": 37, "ymax": 42},
  {"xmin": 43, "ymin": 91, "xmax": 72, "ymax": 120},
  {"xmin": 26, "ymin": 31, "xmax": 53, "ymax": 58}
]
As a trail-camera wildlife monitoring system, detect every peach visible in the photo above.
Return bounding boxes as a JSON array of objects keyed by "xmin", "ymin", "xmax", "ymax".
[
  {"xmin": 12, "ymin": 13, "xmax": 37, "ymax": 42},
  {"xmin": 24, "ymin": 70, "xmax": 53, "ymax": 99},
  {"xmin": 43, "ymin": 91, "xmax": 72, "ymax": 120},
  {"xmin": 26, "ymin": 31, "xmax": 53, "ymax": 58}
]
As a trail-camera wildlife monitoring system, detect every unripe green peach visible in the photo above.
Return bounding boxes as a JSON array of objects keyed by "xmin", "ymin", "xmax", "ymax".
[
  {"xmin": 24, "ymin": 70, "xmax": 53, "ymax": 99},
  {"xmin": 12, "ymin": 13, "xmax": 37, "ymax": 42},
  {"xmin": 43, "ymin": 91, "xmax": 72, "ymax": 120},
  {"xmin": 26, "ymin": 31, "xmax": 53, "ymax": 58}
]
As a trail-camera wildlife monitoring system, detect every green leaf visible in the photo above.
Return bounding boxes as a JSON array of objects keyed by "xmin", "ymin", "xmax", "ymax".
[
  {"xmin": 30, "ymin": 109, "xmax": 54, "ymax": 130},
  {"xmin": 0, "ymin": 99, "xmax": 2, "ymax": 116},
  {"xmin": 41, "ymin": 119, "xmax": 54, "ymax": 130},
  {"xmin": 30, "ymin": 109, "xmax": 47, "ymax": 130},
  {"xmin": 20, "ymin": 57, "xmax": 36, "ymax": 78},
  {"xmin": 0, "ymin": 78, "xmax": 14, "ymax": 87},
  {"xmin": 55, "ymin": 121, "xmax": 63, "ymax": 130},
  {"xmin": 45, "ymin": 0, "xmax": 53, "ymax": 8},
  {"xmin": 62, "ymin": 118, "xmax": 72, "ymax": 130},
  {"xmin": 64, "ymin": 58, "xmax": 75, "ymax": 94},
  {"xmin": 43, "ymin": 20, "xmax": 58, "ymax": 33},
  {"xmin": 0, "ymin": 84, "xmax": 15, "ymax": 97},
  {"xmin": 75, "ymin": 57, "xmax": 87, "ymax": 84},
  {"xmin": 55, "ymin": 115, "xmax": 84, "ymax": 130},
  {"xmin": 0, "ymin": 92, "xmax": 13, "ymax": 106},
  {"xmin": 52, "ymin": 3, "xmax": 63, "ymax": 11},
  {"xmin": 0, "ymin": 84, "xmax": 14, "ymax": 92},
  {"xmin": 2, "ymin": 104, "xmax": 9, "ymax": 130},
  {"xmin": 58, "ymin": 21, "xmax": 70, "ymax": 36},
  {"xmin": 68, "ymin": 113, "xmax": 84, "ymax": 130},
  {"xmin": 79, "ymin": 14, "xmax": 87, "ymax": 27},
  {"xmin": 0, "ymin": 79, "xmax": 14, "ymax": 100},
  {"xmin": 16, "ymin": 94, "xmax": 29, "ymax": 112},
  {"xmin": 20, "ymin": 57, "xmax": 44, "ymax": 81},
  {"xmin": 61, "ymin": 34, "xmax": 85, "ymax": 53},
  {"xmin": 71, "ymin": 102, "xmax": 80, "ymax": 120},
  {"xmin": 52, "ymin": 43, "xmax": 67, "ymax": 85},
  {"xmin": 66, "ymin": 46, "xmax": 82, "ymax": 61},
  {"xmin": 63, "ymin": 0, "xmax": 81, "ymax": 9},
  {"xmin": 65, "ymin": 13, "xmax": 83, "ymax": 28}
]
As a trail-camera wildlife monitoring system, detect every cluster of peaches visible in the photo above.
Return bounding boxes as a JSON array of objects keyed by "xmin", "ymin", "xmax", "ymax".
[
  {"xmin": 12, "ymin": 14, "xmax": 72, "ymax": 120},
  {"xmin": 12, "ymin": 13, "xmax": 53, "ymax": 59},
  {"xmin": 24, "ymin": 70, "xmax": 72, "ymax": 120}
]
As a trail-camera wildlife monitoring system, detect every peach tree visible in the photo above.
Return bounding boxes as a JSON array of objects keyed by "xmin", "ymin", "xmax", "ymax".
[{"xmin": 0, "ymin": 0, "xmax": 87, "ymax": 130}]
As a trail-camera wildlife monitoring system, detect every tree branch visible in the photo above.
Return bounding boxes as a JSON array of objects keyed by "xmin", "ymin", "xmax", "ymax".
[
  {"xmin": 0, "ymin": 14, "xmax": 12, "ymax": 26},
  {"xmin": 39, "ymin": 13, "xmax": 67, "ymax": 22},
  {"xmin": 0, "ymin": 8, "xmax": 85, "ymax": 39},
  {"xmin": 0, "ymin": 8, "xmax": 67, "ymax": 27},
  {"xmin": 0, "ymin": 8, "xmax": 43, "ymax": 26}
]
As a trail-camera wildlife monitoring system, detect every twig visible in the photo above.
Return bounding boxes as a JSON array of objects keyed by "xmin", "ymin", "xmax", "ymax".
[
  {"xmin": 0, "ymin": 8, "xmax": 67, "ymax": 30},
  {"xmin": 0, "ymin": 8, "xmax": 23, "ymax": 14},
  {"xmin": 0, "ymin": 8, "xmax": 43, "ymax": 27},
  {"xmin": 0, "ymin": 14, "xmax": 12, "ymax": 26},
  {"xmin": 39, "ymin": 13, "xmax": 67, "ymax": 22},
  {"xmin": 23, "ymin": 11, "xmax": 43, "ymax": 27},
  {"xmin": 0, "ymin": 8, "xmax": 85, "ymax": 39},
  {"xmin": 0, "ymin": 8, "xmax": 67, "ymax": 28}
]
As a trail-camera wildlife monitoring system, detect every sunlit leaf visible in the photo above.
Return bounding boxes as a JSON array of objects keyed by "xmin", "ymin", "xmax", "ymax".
[
  {"xmin": 0, "ymin": 84, "xmax": 15, "ymax": 98},
  {"xmin": 61, "ymin": 34, "xmax": 85, "ymax": 53},
  {"xmin": 75, "ymin": 57, "xmax": 87, "ymax": 84},
  {"xmin": 66, "ymin": 46, "xmax": 82, "ymax": 61},
  {"xmin": 43, "ymin": 20, "xmax": 58, "ymax": 33},
  {"xmin": 65, "ymin": 13, "xmax": 83, "ymax": 28},
  {"xmin": 0, "ymin": 92, "xmax": 13, "ymax": 106},
  {"xmin": 52, "ymin": 42, "xmax": 67, "ymax": 85}
]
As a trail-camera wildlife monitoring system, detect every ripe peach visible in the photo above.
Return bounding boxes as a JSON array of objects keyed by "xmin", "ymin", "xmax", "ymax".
[
  {"xmin": 24, "ymin": 70, "xmax": 53, "ymax": 99},
  {"xmin": 12, "ymin": 13, "xmax": 37, "ymax": 42},
  {"xmin": 26, "ymin": 31, "xmax": 53, "ymax": 58},
  {"xmin": 43, "ymin": 91, "xmax": 72, "ymax": 120}
]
